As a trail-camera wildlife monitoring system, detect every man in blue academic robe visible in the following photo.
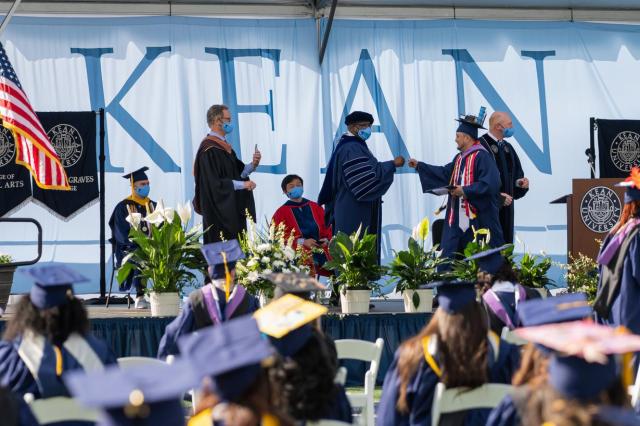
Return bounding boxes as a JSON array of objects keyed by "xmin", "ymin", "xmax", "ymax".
[
  {"xmin": 318, "ymin": 111, "xmax": 405, "ymax": 259},
  {"xmin": 408, "ymin": 113, "xmax": 504, "ymax": 259}
]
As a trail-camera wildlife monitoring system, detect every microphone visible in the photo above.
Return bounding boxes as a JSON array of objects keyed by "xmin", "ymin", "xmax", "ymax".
[{"xmin": 585, "ymin": 148, "xmax": 594, "ymax": 162}]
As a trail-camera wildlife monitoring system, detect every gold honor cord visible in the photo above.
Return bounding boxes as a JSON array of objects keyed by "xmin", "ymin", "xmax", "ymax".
[
  {"xmin": 221, "ymin": 251, "xmax": 231, "ymax": 302},
  {"xmin": 421, "ymin": 336, "xmax": 442, "ymax": 378},
  {"xmin": 53, "ymin": 345, "xmax": 63, "ymax": 376}
]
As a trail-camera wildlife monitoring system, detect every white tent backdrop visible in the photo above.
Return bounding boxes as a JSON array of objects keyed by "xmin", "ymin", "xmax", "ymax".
[{"xmin": 1, "ymin": 16, "xmax": 639, "ymax": 293}]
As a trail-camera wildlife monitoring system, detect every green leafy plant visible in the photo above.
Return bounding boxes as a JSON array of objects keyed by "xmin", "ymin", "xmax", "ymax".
[
  {"xmin": 450, "ymin": 227, "xmax": 502, "ymax": 281},
  {"xmin": 516, "ymin": 251, "xmax": 553, "ymax": 289},
  {"xmin": 0, "ymin": 253, "xmax": 13, "ymax": 265},
  {"xmin": 324, "ymin": 226, "xmax": 386, "ymax": 293},
  {"xmin": 117, "ymin": 201, "xmax": 207, "ymax": 294},
  {"xmin": 562, "ymin": 253, "xmax": 598, "ymax": 302}
]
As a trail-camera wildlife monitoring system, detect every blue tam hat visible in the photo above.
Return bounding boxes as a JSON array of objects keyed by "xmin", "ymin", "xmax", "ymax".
[
  {"xmin": 464, "ymin": 244, "xmax": 512, "ymax": 275},
  {"xmin": 427, "ymin": 281, "xmax": 477, "ymax": 314},
  {"xmin": 177, "ymin": 316, "xmax": 274, "ymax": 402},
  {"xmin": 345, "ymin": 111, "xmax": 374, "ymax": 126},
  {"xmin": 201, "ymin": 239, "xmax": 245, "ymax": 279},
  {"xmin": 63, "ymin": 361, "xmax": 198, "ymax": 426},
  {"xmin": 122, "ymin": 167, "xmax": 149, "ymax": 183},
  {"xmin": 549, "ymin": 355, "xmax": 617, "ymax": 401},
  {"xmin": 517, "ymin": 292, "xmax": 592, "ymax": 327},
  {"xmin": 21, "ymin": 264, "xmax": 89, "ymax": 309}
]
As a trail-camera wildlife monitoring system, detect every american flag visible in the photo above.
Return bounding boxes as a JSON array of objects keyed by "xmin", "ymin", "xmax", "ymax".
[{"xmin": 0, "ymin": 43, "xmax": 69, "ymax": 190}]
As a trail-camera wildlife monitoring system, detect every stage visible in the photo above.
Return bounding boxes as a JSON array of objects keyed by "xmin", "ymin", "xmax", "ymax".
[{"xmin": 0, "ymin": 301, "xmax": 430, "ymax": 386}]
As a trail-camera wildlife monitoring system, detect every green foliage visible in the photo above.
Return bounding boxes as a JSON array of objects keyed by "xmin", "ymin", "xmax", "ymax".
[
  {"xmin": 0, "ymin": 253, "xmax": 13, "ymax": 265},
  {"xmin": 388, "ymin": 238, "xmax": 448, "ymax": 292},
  {"xmin": 517, "ymin": 252, "xmax": 553, "ymax": 289},
  {"xmin": 449, "ymin": 228, "xmax": 498, "ymax": 281},
  {"xmin": 324, "ymin": 227, "xmax": 386, "ymax": 293},
  {"xmin": 563, "ymin": 253, "xmax": 599, "ymax": 302}
]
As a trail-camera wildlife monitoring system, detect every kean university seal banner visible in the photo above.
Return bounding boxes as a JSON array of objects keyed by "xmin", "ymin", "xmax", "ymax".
[
  {"xmin": 32, "ymin": 111, "xmax": 98, "ymax": 219},
  {"xmin": 597, "ymin": 119, "xmax": 640, "ymax": 178},
  {"xmin": 0, "ymin": 125, "xmax": 31, "ymax": 217}
]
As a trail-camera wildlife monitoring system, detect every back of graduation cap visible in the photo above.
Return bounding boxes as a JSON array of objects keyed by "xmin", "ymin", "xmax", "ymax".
[
  {"xmin": 464, "ymin": 244, "xmax": 512, "ymax": 275},
  {"xmin": 201, "ymin": 239, "xmax": 245, "ymax": 300},
  {"xmin": 122, "ymin": 166, "xmax": 149, "ymax": 184},
  {"xmin": 63, "ymin": 360, "xmax": 198, "ymax": 426},
  {"xmin": 266, "ymin": 272, "xmax": 325, "ymax": 300},
  {"xmin": 254, "ymin": 293, "xmax": 328, "ymax": 357},
  {"xmin": 615, "ymin": 166, "xmax": 640, "ymax": 204},
  {"xmin": 517, "ymin": 292, "xmax": 592, "ymax": 327},
  {"xmin": 425, "ymin": 281, "xmax": 477, "ymax": 314},
  {"xmin": 455, "ymin": 107, "xmax": 487, "ymax": 140},
  {"xmin": 21, "ymin": 263, "xmax": 89, "ymax": 309},
  {"xmin": 178, "ymin": 316, "xmax": 274, "ymax": 402}
]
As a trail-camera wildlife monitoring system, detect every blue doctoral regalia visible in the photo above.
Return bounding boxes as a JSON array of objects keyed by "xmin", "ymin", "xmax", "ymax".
[
  {"xmin": 376, "ymin": 336, "xmax": 520, "ymax": 426},
  {"xmin": 318, "ymin": 134, "xmax": 396, "ymax": 257},
  {"xmin": 415, "ymin": 144, "xmax": 504, "ymax": 259},
  {"xmin": 108, "ymin": 198, "xmax": 156, "ymax": 293}
]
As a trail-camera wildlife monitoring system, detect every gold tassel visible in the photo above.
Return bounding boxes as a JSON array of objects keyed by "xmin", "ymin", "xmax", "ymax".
[{"xmin": 222, "ymin": 251, "xmax": 231, "ymax": 302}]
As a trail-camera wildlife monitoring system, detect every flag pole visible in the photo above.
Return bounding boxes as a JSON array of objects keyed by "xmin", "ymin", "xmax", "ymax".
[{"xmin": 0, "ymin": 0, "xmax": 23, "ymax": 38}]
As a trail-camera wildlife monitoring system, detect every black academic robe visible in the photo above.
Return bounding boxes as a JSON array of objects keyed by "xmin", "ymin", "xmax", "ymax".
[
  {"xmin": 478, "ymin": 134, "xmax": 529, "ymax": 244},
  {"xmin": 415, "ymin": 143, "xmax": 504, "ymax": 259},
  {"xmin": 318, "ymin": 134, "xmax": 396, "ymax": 259},
  {"xmin": 193, "ymin": 137, "xmax": 256, "ymax": 244},
  {"xmin": 108, "ymin": 197, "xmax": 156, "ymax": 292}
]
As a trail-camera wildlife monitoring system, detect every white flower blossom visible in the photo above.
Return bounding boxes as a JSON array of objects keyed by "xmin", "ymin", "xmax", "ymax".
[
  {"xmin": 247, "ymin": 259, "xmax": 258, "ymax": 268},
  {"xmin": 261, "ymin": 256, "xmax": 271, "ymax": 264},
  {"xmin": 273, "ymin": 260, "xmax": 285, "ymax": 269},
  {"xmin": 177, "ymin": 202, "xmax": 192, "ymax": 225},
  {"xmin": 144, "ymin": 208, "xmax": 165, "ymax": 226},
  {"xmin": 273, "ymin": 251, "xmax": 283, "ymax": 259},
  {"xmin": 282, "ymin": 268, "xmax": 291, "ymax": 273},
  {"xmin": 125, "ymin": 212, "xmax": 142, "ymax": 230},
  {"xmin": 248, "ymin": 271, "xmax": 259, "ymax": 282},
  {"xmin": 263, "ymin": 269, "xmax": 273, "ymax": 275},
  {"xmin": 256, "ymin": 243, "xmax": 271, "ymax": 253},
  {"xmin": 163, "ymin": 207, "xmax": 176, "ymax": 223},
  {"xmin": 283, "ymin": 247, "xmax": 295, "ymax": 261}
]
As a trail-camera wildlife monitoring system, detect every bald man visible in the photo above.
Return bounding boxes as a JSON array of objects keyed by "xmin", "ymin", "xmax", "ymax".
[{"xmin": 478, "ymin": 112, "xmax": 529, "ymax": 243}]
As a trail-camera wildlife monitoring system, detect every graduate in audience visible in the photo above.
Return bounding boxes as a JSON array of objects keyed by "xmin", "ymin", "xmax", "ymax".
[
  {"xmin": 468, "ymin": 245, "xmax": 541, "ymax": 335},
  {"xmin": 272, "ymin": 174, "xmax": 333, "ymax": 275},
  {"xmin": 157, "ymin": 240, "xmax": 259, "ymax": 358},
  {"xmin": 254, "ymin": 289, "xmax": 352, "ymax": 423},
  {"xmin": 594, "ymin": 167, "xmax": 640, "ymax": 335},
  {"xmin": 486, "ymin": 292, "xmax": 593, "ymax": 426},
  {"xmin": 376, "ymin": 282, "xmax": 520, "ymax": 426},
  {"xmin": 108, "ymin": 166, "xmax": 156, "ymax": 309},
  {"xmin": 0, "ymin": 264, "xmax": 116, "ymax": 401}
]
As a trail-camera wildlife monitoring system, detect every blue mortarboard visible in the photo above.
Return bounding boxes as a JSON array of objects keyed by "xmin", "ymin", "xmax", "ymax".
[
  {"xmin": 345, "ymin": 111, "xmax": 374, "ymax": 126},
  {"xmin": 464, "ymin": 244, "xmax": 512, "ymax": 275},
  {"xmin": 269, "ymin": 325, "xmax": 313, "ymax": 358},
  {"xmin": 63, "ymin": 361, "xmax": 197, "ymax": 426},
  {"xmin": 594, "ymin": 406, "xmax": 640, "ymax": 426},
  {"xmin": 549, "ymin": 354, "xmax": 617, "ymax": 401},
  {"xmin": 267, "ymin": 272, "xmax": 325, "ymax": 301},
  {"xmin": 517, "ymin": 292, "xmax": 592, "ymax": 327},
  {"xmin": 201, "ymin": 240, "xmax": 245, "ymax": 279},
  {"xmin": 615, "ymin": 168, "xmax": 640, "ymax": 203},
  {"xmin": 427, "ymin": 281, "xmax": 477, "ymax": 314},
  {"xmin": 21, "ymin": 264, "xmax": 89, "ymax": 309},
  {"xmin": 455, "ymin": 112, "xmax": 486, "ymax": 140},
  {"xmin": 177, "ymin": 316, "xmax": 274, "ymax": 402},
  {"xmin": 122, "ymin": 167, "xmax": 149, "ymax": 183}
]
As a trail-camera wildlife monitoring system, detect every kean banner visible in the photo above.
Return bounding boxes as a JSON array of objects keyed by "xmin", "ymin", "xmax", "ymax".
[
  {"xmin": 32, "ymin": 111, "xmax": 98, "ymax": 219},
  {"xmin": 597, "ymin": 119, "xmax": 640, "ymax": 178},
  {"xmin": 0, "ymin": 125, "xmax": 31, "ymax": 217}
]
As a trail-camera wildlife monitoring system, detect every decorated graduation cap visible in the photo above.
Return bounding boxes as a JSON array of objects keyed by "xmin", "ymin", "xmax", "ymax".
[
  {"xmin": 517, "ymin": 292, "xmax": 592, "ymax": 327},
  {"xmin": 267, "ymin": 272, "xmax": 325, "ymax": 300},
  {"xmin": 21, "ymin": 264, "xmax": 89, "ymax": 309},
  {"xmin": 464, "ymin": 244, "xmax": 512, "ymax": 275},
  {"xmin": 122, "ymin": 167, "xmax": 149, "ymax": 184},
  {"xmin": 178, "ymin": 316, "xmax": 274, "ymax": 402},
  {"xmin": 426, "ymin": 281, "xmax": 477, "ymax": 314},
  {"xmin": 63, "ymin": 361, "xmax": 197, "ymax": 426},
  {"xmin": 615, "ymin": 166, "xmax": 640, "ymax": 204},
  {"xmin": 455, "ymin": 106, "xmax": 487, "ymax": 140},
  {"xmin": 344, "ymin": 111, "xmax": 374, "ymax": 126},
  {"xmin": 201, "ymin": 239, "xmax": 245, "ymax": 301},
  {"xmin": 254, "ymin": 293, "xmax": 328, "ymax": 357}
]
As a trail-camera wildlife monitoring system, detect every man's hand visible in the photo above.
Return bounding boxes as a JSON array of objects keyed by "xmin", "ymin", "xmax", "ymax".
[
  {"xmin": 394, "ymin": 156, "xmax": 405, "ymax": 167},
  {"xmin": 450, "ymin": 185, "xmax": 465, "ymax": 198},
  {"xmin": 408, "ymin": 158, "xmax": 419, "ymax": 168},
  {"xmin": 501, "ymin": 192, "xmax": 513, "ymax": 206},
  {"xmin": 303, "ymin": 238, "xmax": 319, "ymax": 249},
  {"xmin": 516, "ymin": 177, "xmax": 529, "ymax": 189},
  {"xmin": 243, "ymin": 180, "xmax": 257, "ymax": 191},
  {"xmin": 252, "ymin": 147, "xmax": 262, "ymax": 168}
]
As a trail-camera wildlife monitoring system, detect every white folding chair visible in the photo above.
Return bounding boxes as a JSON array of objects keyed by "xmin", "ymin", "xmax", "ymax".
[
  {"xmin": 628, "ymin": 364, "xmax": 640, "ymax": 407},
  {"xmin": 430, "ymin": 382, "xmax": 513, "ymax": 426},
  {"xmin": 24, "ymin": 393, "xmax": 100, "ymax": 425},
  {"xmin": 335, "ymin": 366, "xmax": 348, "ymax": 386},
  {"xmin": 334, "ymin": 338, "xmax": 384, "ymax": 426},
  {"xmin": 500, "ymin": 327, "xmax": 528, "ymax": 346},
  {"xmin": 117, "ymin": 356, "xmax": 168, "ymax": 369}
]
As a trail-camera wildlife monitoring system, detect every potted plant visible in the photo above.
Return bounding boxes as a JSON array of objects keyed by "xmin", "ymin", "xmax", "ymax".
[
  {"xmin": 563, "ymin": 253, "xmax": 598, "ymax": 302},
  {"xmin": 0, "ymin": 252, "xmax": 15, "ymax": 314},
  {"xmin": 388, "ymin": 218, "xmax": 449, "ymax": 313},
  {"xmin": 516, "ymin": 251, "xmax": 554, "ymax": 296},
  {"xmin": 117, "ymin": 201, "xmax": 206, "ymax": 317},
  {"xmin": 450, "ymin": 227, "xmax": 495, "ymax": 281},
  {"xmin": 324, "ymin": 226, "xmax": 386, "ymax": 314}
]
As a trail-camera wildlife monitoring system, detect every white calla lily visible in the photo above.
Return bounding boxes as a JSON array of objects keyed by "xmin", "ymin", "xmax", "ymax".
[
  {"xmin": 125, "ymin": 212, "xmax": 142, "ymax": 230},
  {"xmin": 163, "ymin": 207, "xmax": 176, "ymax": 223},
  {"xmin": 177, "ymin": 202, "xmax": 192, "ymax": 225},
  {"xmin": 144, "ymin": 208, "xmax": 165, "ymax": 226}
]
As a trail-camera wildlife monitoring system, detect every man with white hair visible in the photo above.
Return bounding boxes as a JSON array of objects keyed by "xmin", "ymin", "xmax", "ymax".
[{"xmin": 479, "ymin": 112, "xmax": 530, "ymax": 243}]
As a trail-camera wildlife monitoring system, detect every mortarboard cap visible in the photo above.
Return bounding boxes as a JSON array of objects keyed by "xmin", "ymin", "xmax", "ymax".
[
  {"xmin": 63, "ymin": 361, "xmax": 197, "ymax": 426},
  {"xmin": 201, "ymin": 240, "xmax": 245, "ymax": 279},
  {"xmin": 21, "ymin": 264, "xmax": 89, "ymax": 309},
  {"xmin": 254, "ymin": 294, "xmax": 327, "ymax": 357},
  {"xmin": 464, "ymin": 244, "xmax": 512, "ymax": 275},
  {"xmin": 177, "ymin": 316, "xmax": 274, "ymax": 402},
  {"xmin": 426, "ymin": 281, "xmax": 477, "ymax": 314},
  {"xmin": 455, "ymin": 111, "xmax": 486, "ymax": 140},
  {"xmin": 267, "ymin": 272, "xmax": 325, "ymax": 300},
  {"xmin": 548, "ymin": 354, "xmax": 617, "ymax": 401},
  {"xmin": 122, "ymin": 167, "xmax": 149, "ymax": 184},
  {"xmin": 345, "ymin": 111, "xmax": 374, "ymax": 126},
  {"xmin": 615, "ymin": 166, "xmax": 640, "ymax": 204},
  {"xmin": 517, "ymin": 292, "xmax": 592, "ymax": 327}
]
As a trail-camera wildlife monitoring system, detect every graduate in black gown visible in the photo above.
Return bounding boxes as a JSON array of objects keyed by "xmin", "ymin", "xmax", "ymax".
[
  {"xmin": 108, "ymin": 166, "xmax": 156, "ymax": 309},
  {"xmin": 157, "ymin": 239, "xmax": 259, "ymax": 359},
  {"xmin": 478, "ymin": 112, "xmax": 529, "ymax": 243},
  {"xmin": 409, "ymin": 113, "xmax": 504, "ymax": 260},
  {"xmin": 318, "ymin": 111, "xmax": 404, "ymax": 258},
  {"xmin": 193, "ymin": 104, "xmax": 259, "ymax": 244},
  {"xmin": 377, "ymin": 282, "xmax": 520, "ymax": 426}
]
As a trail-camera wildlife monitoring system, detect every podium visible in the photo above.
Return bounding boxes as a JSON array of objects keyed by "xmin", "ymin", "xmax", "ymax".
[{"xmin": 551, "ymin": 178, "xmax": 626, "ymax": 260}]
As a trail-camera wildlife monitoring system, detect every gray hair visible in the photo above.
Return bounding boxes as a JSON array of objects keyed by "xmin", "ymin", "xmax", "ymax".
[{"xmin": 206, "ymin": 104, "xmax": 228, "ymax": 127}]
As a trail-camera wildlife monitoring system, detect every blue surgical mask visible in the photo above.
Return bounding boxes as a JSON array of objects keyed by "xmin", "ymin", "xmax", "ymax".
[
  {"xmin": 503, "ymin": 127, "xmax": 514, "ymax": 138},
  {"xmin": 287, "ymin": 186, "xmax": 304, "ymax": 199},
  {"xmin": 222, "ymin": 121, "xmax": 234, "ymax": 134},
  {"xmin": 135, "ymin": 184, "xmax": 150, "ymax": 198},
  {"xmin": 358, "ymin": 127, "xmax": 372, "ymax": 141}
]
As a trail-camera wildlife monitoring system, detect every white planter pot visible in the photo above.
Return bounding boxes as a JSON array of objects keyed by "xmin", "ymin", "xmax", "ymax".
[
  {"xmin": 149, "ymin": 292, "xmax": 180, "ymax": 317},
  {"xmin": 403, "ymin": 289, "xmax": 433, "ymax": 313},
  {"xmin": 536, "ymin": 287, "xmax": 549, "ymax": 298},
  {"xmin": 340, "ymin": 290, "xmax": 370, "ymax": 314}
]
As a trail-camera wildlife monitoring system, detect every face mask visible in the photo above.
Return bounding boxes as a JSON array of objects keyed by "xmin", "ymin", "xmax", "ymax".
[
  {"xmin": 502, "ymin": 127, "xmax": 514, "ymax": 138},
  {"xmin": 222, "ymin": 121, "xmax": 234, "ymax": 134},
  {"xmin": 135, "ymin": 184, "xmax": 150, "ymax": 198},
  {"xmin": 287, "ymin": 186, "xmax": 304, "ymax": 199},
  {"xmin": 358, "ymin": 127, "xmax": 372, "ymax": 141}
]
